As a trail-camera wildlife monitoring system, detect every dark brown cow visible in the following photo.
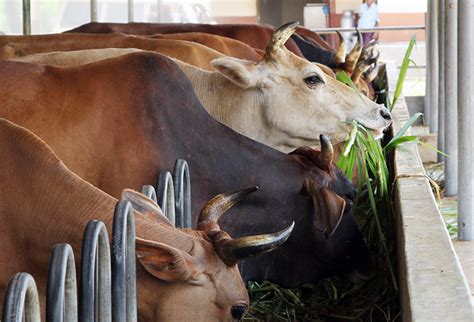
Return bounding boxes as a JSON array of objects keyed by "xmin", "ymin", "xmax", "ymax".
[
  {"xmin": 0, "ymin": 118, "xmax": 292, "ymax": 321},
  {"xmin": 65, "ymin": 22, "xmax": 305, "ymax": 58},
  {"xmin": 0, "ymin": 52, "xmax": 371, "ymax": 286}
]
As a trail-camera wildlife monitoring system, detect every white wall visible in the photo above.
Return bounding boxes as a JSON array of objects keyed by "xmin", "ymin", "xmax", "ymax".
[{"xmin": 378, "ymin": 0, "xmax": 427, "ymax": 13}]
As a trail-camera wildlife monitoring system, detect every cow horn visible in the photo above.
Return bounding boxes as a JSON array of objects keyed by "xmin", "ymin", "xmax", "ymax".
[
  {"xmin": 266, "ymin": 21, "xmax": 299, "ymax": 54},
  {"xmin": 334, "ymin": 31, "xmax": 346, "ymax": 65},
  {"xmin": 344, "ymin": 29, "xmax": 363, "ymax": 74},
  {"xmin": 318, "ymin": 134, "xmax": 334, "ymax": 171},
  {"xmin": 198, "ymin": 187, "xmax": 259, "ymax": 232},
  {"xmin": 365, "ymin": 63, "xmax": 380, "ymax": 83},
  {"xmin": 352, "ymin": 60, "xmax": 372, "ymax": 84},
  {"xmin": 217, "ymin": 222, "xmax": 295, "ymax": 266}
]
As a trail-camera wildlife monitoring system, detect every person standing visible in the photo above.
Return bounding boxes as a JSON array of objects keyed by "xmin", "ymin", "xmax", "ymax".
[{"xmin": 358, "ymin": 0, "xmax": 380, "ymax": 45}]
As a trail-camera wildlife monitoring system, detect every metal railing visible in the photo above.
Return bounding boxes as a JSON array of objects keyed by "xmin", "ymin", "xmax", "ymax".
[
  {"xmin": 2, "ymin": 200, "xmax": 138, "ymax": 322},
  {"xmin": 310, "ymin": 25, "xmax": 425, "ymax": 33}
]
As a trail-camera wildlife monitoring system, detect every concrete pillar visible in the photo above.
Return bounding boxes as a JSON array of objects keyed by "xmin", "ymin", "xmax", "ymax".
[
  {"xmin": 90, "ymin": 0, "xmax": 97, "ymax": 22},
  {"xmin": 444, "ymin": 0, "xmax": 458, "ymax": 196},
  {"xmin": 437, "ymin": 0, "xmax": 446, "ymax": 161},
  {"xmin": 22, "ymin": 0, "xmax": 30, "ymax": 35},
  {"xmin": 458, "ymin": 0, "xmax": 474, "ymax": 240},
  {"xmin": 425, "ymin": 0, "xmax": 439, "ymax": 132},
  {"xmin": 128, "ymin": 0, "xmax": 134, "ymax": 22}
]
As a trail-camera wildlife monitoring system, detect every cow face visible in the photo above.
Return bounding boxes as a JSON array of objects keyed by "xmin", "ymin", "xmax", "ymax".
[
  {"xmin": 135, "ymin": 236, "xmax": 250, "ymax": 322},
  {"xmin": 124, "ymin": 189, "xmax": 294, "ymax": 321},
  {"xmin": 211, "ymin": 22, "xmax": 391, "ymax": 152}
]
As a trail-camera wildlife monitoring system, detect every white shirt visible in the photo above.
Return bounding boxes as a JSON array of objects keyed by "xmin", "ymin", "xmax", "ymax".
[{"xmin": 358, "ymin": 3, "xmax": 380, "ymax": 28}]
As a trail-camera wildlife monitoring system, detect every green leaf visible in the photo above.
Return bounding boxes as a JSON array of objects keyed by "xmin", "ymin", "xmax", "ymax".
[
  {"xmin": 336, "ymin": 70, "xmax": 363, "ymax": 102},
  {"xmin": 384, "ymin": 135, "xmax": 418, "ymax": 152},
  {"xmin": 384, "ymin": 112, "xmax": 422, "ymax": 153},
  {"xmin": 390, "ymin": 35, "xmax": 417, "ymax": 110}
]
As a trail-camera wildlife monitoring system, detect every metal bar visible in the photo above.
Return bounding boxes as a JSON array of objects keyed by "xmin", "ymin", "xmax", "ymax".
[
  {"xmin": 156, "ymin": 171, "xmax": 176, "ymax": 226},
  {"xmin": 22, "ymin": 0, "xmax": 31, "ymax": 35},
  {"xmin": 141, "ymin": 185, "xmax": 158, "ymax": 203},
  {"xmin": 426, "ymin": 0, "xmax": 439, "ymax": 132},
  {"xmin": 444, "ymin": 0, "xmax": 458, "ymax": 196},
  {"xmin": 310, "ymin": 25, "xmax": 425, "ymax": 33},
  {"xmin": 458, "ymin": 0, "xmax": 474, "ymax": 241},
  {"xmin": 2, "ymin": 273, "xmax": 40, "ymax": 322},
  {"xmin": 47, "ymin": 244, "xmax": 78, "ymax": 322},
  {"xmin": 128, "ymin": 0, "xmax": 134, "ymax": 22},
  {"xmin": 90, "ymin": 0, "xmax": 97, "ymax": 22},
  {"xmin": 79, "ymin": 220, "xmax": 112, "ymax": 322},
  {"xmin": 112, "ymin": 200, "xmax": 137, "ymax": 322},
  {"xmin": 173, "ymin": 159, "xmax": 192, "ymax": 229},
  {"xmin": 437, "ymin": 0, "xmax": 446, "ymax": 161}
]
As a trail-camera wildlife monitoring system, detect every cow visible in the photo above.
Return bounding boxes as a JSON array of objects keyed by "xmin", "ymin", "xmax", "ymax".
[
  {"xmin": 150, "ymin": 32, "xmax": 264, "ymax": 61},
  {"xmin": 0, "ymin": 52, "xmax": 372, "ymax": 286},
  {"xmin": 0, "ymin": 117, "xmax": 293, "ymax": 321},
  {"xmin": 0, "ymin": 33, "xmax": 226, "ymax": 70},
  {"xmin": 3, "ymin": 24, "xmax": 391, "ymax": 153},
  {"xmin": 175, "ymin": 22, "xmax": 392, "ymax": 152},
  {"xmin": 65, "ymin": 21, "xmax": 305, "ymax": 58}
]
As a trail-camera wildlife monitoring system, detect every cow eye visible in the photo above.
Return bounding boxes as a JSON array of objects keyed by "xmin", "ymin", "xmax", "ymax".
[{"xmin": 304, "ymin": 75, "xmax": 323, "ymax": 87}]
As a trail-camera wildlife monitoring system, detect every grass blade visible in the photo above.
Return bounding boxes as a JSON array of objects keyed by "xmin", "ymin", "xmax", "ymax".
[{"xmin": 390, "ymin": 35, "xmax": 417, "ymax": 110}]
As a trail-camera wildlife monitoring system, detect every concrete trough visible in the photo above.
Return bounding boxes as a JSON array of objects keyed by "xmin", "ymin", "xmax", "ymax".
[{"xmin": 390, "ymin": 94, "xmax": 473, "ymax": 320}]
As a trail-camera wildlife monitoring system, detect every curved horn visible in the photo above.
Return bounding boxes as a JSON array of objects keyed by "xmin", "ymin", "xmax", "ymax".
[
  {"xmin": 265, "ymin": 21, "xmax": 299, "ymax": 55},
  {"xmin": 344, "ymin": 29, "xmax": 363, "ymax": 74},
  {"xmin": 334, "ymin": 31, "xmax": 346, "ymax": 65},
  {"xmin": 318, "ymin": 134, "xmax": 334, "ymax": 171},
  {"xmin": 365, "ymin": 63, "xmax": 380, "ymax": 83},
  {"xmin": 217, "ymin": 222, "xmax": 295, "ymax": 266},
  {"xmin": 352, "ymin": 59, "xmax": 373, "ymax": 85},
  {"xmin": 198, "ymin": 187, "xmax": 258, "ymax": 231}
]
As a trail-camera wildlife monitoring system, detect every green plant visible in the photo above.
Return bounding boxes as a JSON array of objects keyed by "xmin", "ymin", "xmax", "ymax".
[{"xmin": 389, "ymin": 35, "xmax": 417, "ymax": 110}]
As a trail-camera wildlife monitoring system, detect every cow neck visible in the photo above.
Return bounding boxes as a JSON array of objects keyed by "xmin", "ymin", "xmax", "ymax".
[{"xmin": 176, "ymin": 60, "xmax": 269, "ymax": 142}]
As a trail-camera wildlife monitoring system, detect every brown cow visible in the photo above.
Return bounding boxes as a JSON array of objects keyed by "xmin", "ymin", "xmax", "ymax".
[
  {"xmin": 0, "ymin": 52, "xmax": 373, "ymax": 286},
  {"xmin": 0, "ymin": 118, "xmax": 292, "ymax": 321},
  {"xmin": 151, "ymin": 32, "xmax": 264, "ymax": 61},
  {"xmin": 0, "ymin": 33, "xmax": 225, "ymax": 70},
  {"xmin": 65, "ymin": 22, "xmax": 305, "ymax": 57}
]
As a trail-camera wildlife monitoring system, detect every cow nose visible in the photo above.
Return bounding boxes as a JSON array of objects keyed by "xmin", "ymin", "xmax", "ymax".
[
  {"xmin": 230, "ymin": 305, "xmax": 247, "ymax": 320},
  {"xmin": 379, "ymin": 107, "xmax": 392, "ymax": 122}
]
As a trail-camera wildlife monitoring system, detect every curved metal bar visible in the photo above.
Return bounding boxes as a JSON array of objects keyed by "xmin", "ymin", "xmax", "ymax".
[
  {"xmin": 2, "ymin": 273, "xmax": 40, "ymax": 322},
  {"xmin": 47, "ymin": 244, "xmax": 77, "ymax": 322},
  {"xmin": 141, "ymin": 185, "xmax": 158, "ymax": 203},
  {"xmin": 79, "ymin": 220, "xmax": 112, "ymax": 322},
  {"xmin": 173, "ymin": 159, "xmax": 192, "ymax": 228},
  {"xmin": 156, "ymin": 171, "xmax": 176, "ymax": 226},
  {"xmin": 112, "ymin": 200, "xmax": 137, "ymax": 322}
]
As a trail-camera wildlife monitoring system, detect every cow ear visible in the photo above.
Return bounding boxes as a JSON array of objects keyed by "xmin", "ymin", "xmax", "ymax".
[
  {"xmin": 212, "ymin": 57, "xmax": 258, "ymax": 89},
  {"xmin": 136, "ymin": 237, "xmax": 203, "ymax": 283},
  {"xmin": 122, "ymin": 189, "xmax": 172, "ymax": 226},
  {"xmin": 318, "ymin": 188, "xmax": 346, "ymax": 238}
]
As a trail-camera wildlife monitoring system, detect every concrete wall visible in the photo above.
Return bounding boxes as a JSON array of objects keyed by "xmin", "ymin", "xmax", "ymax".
[
  {"xmin": 257, "ymin": 0, "xmax": 325, "ymax": 27},
  {"xmin": 391, "ymin": 92, "xmax": 473, "ymax": 321}
]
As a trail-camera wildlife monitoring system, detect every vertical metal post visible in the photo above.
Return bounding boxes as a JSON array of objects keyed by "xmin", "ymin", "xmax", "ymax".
[
  {"xmin": 128, "ymin": 0, "xmax": 134, "ymax": 22},
  {"xmin": 444, "ymin": 0, "xmax": 458, "ymax": 196},
  {"xmin": 90, "ymin": 0, "xmax": 97, "ymax": 22},
  {"xmin": 458, "ymin": 0, "xmax": 474, "ymax": 240},
  {"xmin": 437, "ymin": 0, "xmax": 446, "ymax": 161},
  {"xmin": 425, "ymin": 0, "xmax": 439, "ymax": 132},
  {"xmin": 22, "ymin": 0, "xmax": 31, "ymax": 35}
]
